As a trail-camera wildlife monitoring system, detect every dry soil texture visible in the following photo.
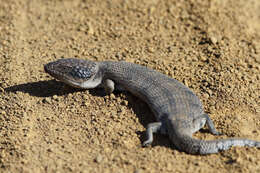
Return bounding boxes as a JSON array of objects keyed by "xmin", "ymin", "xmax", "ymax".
[{"xmin": 0, "ymin": 0, "xmax": 260, "ymax": 173}]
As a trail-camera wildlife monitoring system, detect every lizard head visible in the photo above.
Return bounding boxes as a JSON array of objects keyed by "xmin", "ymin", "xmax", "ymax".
[{"xmin": 44, "ymin": 58, "xmax": 103, "ymax": 89}]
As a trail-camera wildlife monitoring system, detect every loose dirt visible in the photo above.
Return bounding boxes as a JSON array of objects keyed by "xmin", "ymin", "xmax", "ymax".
[{"xmin": 0, "ymin": 0, "xmax": 259, "ymax": 172}]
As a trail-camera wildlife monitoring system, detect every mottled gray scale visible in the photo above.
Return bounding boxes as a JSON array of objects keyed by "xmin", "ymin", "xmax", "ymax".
[
  {"xmin": 70, "ymin": 66, "xmax": 93, "ymax": 79},
  {"xmin": 44, "ymin": 58, "xmax": 260, "ymax": 155},
  {"xmin": 102, "ymin": 62, "xmax": 176, "ymax": 119},
  {"xmin": 152, "ymin": 76, "xmax": 200, "ymax": 120}
]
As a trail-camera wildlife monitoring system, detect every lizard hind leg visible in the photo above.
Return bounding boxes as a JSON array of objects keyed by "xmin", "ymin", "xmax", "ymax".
[
  {"xmin": 192, "ymin": 114, "xmax": 222, "ymax": 135},
  {"xmin": 142, "ymin": 122, "xmax": 163, "ymax": 147},
  {"xmin": 203, "ymin": 114, "xmax": 222, "ymax": 135},
  {"xmin": 191, "ymin": 115, "xmax": 207, "ymax": 134}
]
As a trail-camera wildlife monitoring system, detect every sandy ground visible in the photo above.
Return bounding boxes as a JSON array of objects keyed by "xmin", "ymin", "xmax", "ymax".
[{"xmin": 0, "ymin": 0, "xmax": 259, "ymax": 172}]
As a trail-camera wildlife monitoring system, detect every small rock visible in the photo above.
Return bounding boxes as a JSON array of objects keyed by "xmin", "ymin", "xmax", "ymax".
[
  {"xmin": 116, "ymin": 97, "xmax": 121, "ymax": 102},
  {"xmin": 0, "ymin": 111, "xmax": 6, "ymax": 115},
  {"xmin": 167, "ymin": 46, "xmax": 173, "ymax": 53},
  {"xmin": 111, "ymin": 110, "xmax": 117, "ymax": 117},
  {"xmin": 210, "ymin": 35, "xmax": 218, "ymax": 44},
  {"xmin": 83, "ymin": 94, "xmax": 89, "ymax": 100},
  {"xmin": 183, "ymin": 79, "xmax": 189, "ymax": 86},
  {"xmin": 148, "ymin": 6, "xmax": 156, "ymax": 14},
  {"xmin": 200, "ymin": 56, "xmax": 207, "ymax": 62},
  {"xmin": 235, "ymin": 156, "xmax": 243, "ymax": 164},
  {"xmin": 84, "ymin": 101, "xmax": 90, "ymax": 106},
  {"xmin": 1, "ymin": 150, "xmax": 6, "ymax": 158},
  {"xmin": 98, "ymin": 129, "xmax": 104, "ymax": 135},
  {"xmin": 108, "ymin": 103, "xmax": 114, "ymax": 107},
  {"xmin": 181, "ymin": 10, "xmax": 189, "ymax": 19},
  {"xmin": 110, "ymin": 93, "xmax": 116, "ymax": 99},
  {"xmin": 115, "ymin": 52, "xmax": 121, "ymax": 59},
  {"xmin": 193, "ymin": 161, "xmax": 200, "ymax": 166},
  {"xmin": 203, "ymin": 93, "xmax": 209, "ymax": 99},
  {"xmin": 94, "ymin": 154, "xmax": 103, "ymax": 163},
  {"xmin": 207, "ymin": 89, "xmax": 213, "ymax": 96},
  {"xmin": 118, "ymin": 107, "xmax": 126, "ymax": 115},
  {"xmin": 43, "ymin": 97, "xmax": 52, "ymax": 104},
  {"xmin": 52, "ymin": 95, "xmax": 58, "ymax": 101},
  {"xmin": 147, "ymin": 47, "xmax": 155, "ymax": 53},
  {"xmin": 134, "ymin": 169, "xmax": 143, "ymax": 173},
  {"xmin": 125, "ymin": 58, "xmax": 135, "ymax": 63},
  {"xmin": 87, "ymin": 23, "xmax": 94, "ymax": 35},
  {"xmin": 121, "ymin": 100, "xmax": 128, "ymax": 106}
]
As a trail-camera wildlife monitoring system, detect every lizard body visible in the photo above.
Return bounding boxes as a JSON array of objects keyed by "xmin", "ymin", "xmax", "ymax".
[{"xmin": 44, "ymin": 58, "xmax": 260, "ymax": 154}]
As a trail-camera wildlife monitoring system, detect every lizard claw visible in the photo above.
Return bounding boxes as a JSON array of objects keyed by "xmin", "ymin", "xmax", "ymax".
[
  {"xmin": 212, "ymin": 131, "xmax": 222, "ymax": 136},
  {"xmin": 216, "ymin": 131, "xmax": 222, "ymax": 136},
  {"xmin": 142, "ymin": 140, "xmax": 152, "ymax": 147}
]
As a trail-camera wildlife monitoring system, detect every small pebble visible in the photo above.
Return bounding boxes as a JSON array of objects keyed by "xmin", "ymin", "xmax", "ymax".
[
  {"xmin": 94, "ymin": 154, "xmax": 103, "ymax": 163},
  {"xmin": 121, "ymin": 100, "xmax": 128, "ymax": 106},
  {"xmin": 147, "ymin": 47, "xmax": 155, "ymax": 53},
  {"xmin": 87, "ymin": 23, "xmax": 94, "ymax": 35},
  {"xmin": 118, "ymin": 107, "xmax": 126, "ymax": 115},
  {"xmin": 84, "ymin": 101, "xmax": 90, "ymax": 106},
  {"xmin": 148, "ymin": 6, "xmax": 156, "ymax": 14},
  {"xmin": 0, "ymin": 111, "xmax": 6, "ymax": 115},
  {"xmin": 83, "ymin": 94, "xmax": 89, "ymax": 100},
  {"xmin": 0, "ymin": 87, "xmax": 4, "ymax": 92},
  {"xmin": 203, "ymin": 93, "xmax": 209, "ymax": 99},
  {"xmin": 110, "ymin": 93, "xmax": 116, "ymax": 99},
  {"xmin": 210, "ymin": 36, "xmax": 218, "ymax": 44},
  {"xmin": 43, "ymin": 97, "xmax": 52, "ymax": 104},
  {"xmin": 52, "ymin": 95, "xmax": 58, "ymax": 101},
  {"xmin": 134, "ymin": 169, "xmax": 143, "ymax": 173},
  {"xmin": 200, "ymin": 56, "xmax": 207, "ymax": 62}
]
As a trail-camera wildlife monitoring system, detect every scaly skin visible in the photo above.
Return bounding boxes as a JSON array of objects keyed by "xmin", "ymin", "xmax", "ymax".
[{"xmin": 44, "ymin": 58, "xmax": 260, "ymax": 154}]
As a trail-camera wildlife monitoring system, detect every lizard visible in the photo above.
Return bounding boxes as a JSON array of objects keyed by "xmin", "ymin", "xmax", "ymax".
[{"xmin": 44, "ymin": 58, "xmax": 260, "ymax": 154}]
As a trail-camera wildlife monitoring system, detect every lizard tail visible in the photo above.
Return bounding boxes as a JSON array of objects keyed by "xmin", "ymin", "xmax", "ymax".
[{"xmin": 171, "ymin": 133, "xmax": 260, "ymax": 155}]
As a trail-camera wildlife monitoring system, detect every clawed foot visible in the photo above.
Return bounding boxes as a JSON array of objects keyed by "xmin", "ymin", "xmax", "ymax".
[
  {"xmin": 212, "ymin": 131, "xmax": 222, "ymax": 136},
  {"xmin": 142, "ymin": 140, "xmax": 152, "ymax": 147}
]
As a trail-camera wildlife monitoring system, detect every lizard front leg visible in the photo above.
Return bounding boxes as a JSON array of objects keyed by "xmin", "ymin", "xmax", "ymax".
[
  {"xmin": 103, "ymin": 79, "xmax": 115, "ymax": 94},
  {"xmin": 102, "ymin": 79, "xmax": 126, "ymax": 94},
  {"xmin": 142, "ymin": 122, "xmax": 162, "ymax": 146}
]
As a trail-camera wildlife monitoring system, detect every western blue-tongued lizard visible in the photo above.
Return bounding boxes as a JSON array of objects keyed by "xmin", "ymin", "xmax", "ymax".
[{"xmin": 44, "ymin": 58, "xmax": 260, "ymax": 154}]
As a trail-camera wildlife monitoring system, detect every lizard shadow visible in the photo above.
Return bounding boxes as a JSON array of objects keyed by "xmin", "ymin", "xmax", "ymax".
[
  {"xmin": 5, "ymin": 79, "xmax": 174, "ymax": 148},
  {"xmin": 108, "ymin": 93, "xmax": 214, "ymax": 150},
  {"xmin": 5, "ymin": 80, "xmax": 211, "ymax": 151},
  {"xmin": 119, "ymin": 93, "xmax": 174, "ymax": 149},
  {"xmin": 4, "ymin": 80, "xmax": 84, "ymax": 97}
]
